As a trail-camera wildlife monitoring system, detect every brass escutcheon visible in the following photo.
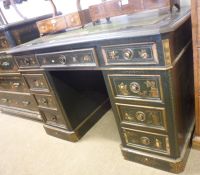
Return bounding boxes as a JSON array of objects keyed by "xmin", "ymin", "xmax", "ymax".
[{"xmin": 135, "ymin": 111, "xmax": 146, "ymax": 122}]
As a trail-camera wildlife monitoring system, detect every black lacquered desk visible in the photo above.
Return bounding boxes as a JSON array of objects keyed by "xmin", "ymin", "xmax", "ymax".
[{"xmin": 6, "ymin": 8, "xmax": 194, "ymax": 173}]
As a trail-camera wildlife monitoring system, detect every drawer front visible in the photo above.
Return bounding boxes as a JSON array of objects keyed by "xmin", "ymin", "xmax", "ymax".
[
  {"xmin": 0, "ymin": 75, "xmax": 29, "ymax": 92},
  {"xmin": 36, "ymin": 48, "xmax": 97, "ymax": 67},
  {"xmin": 0, "ymin": 93, "xmax": 38, "ymax": 111},
  {"xmin": 0, "ymin": 55, "xmax": 17, "ymax": 72},
  {"xmin": 116, "ymin": 103, "xmax": 167, "ymax": 131},
  {"xmin": 23, "ymin": 74, "xmax": 50, "ymax": 92},
  {"xmin": 122, "ymin": 128, "xmax": 170, "ymax": 155},
  {"xmin": 15, "ymin": 55, "xmax": 39, "ymax": 68},
  {"xmin": 40, "ymin": 109, "xmax": 67, "ymax": 129},
  {"xmin": 102, "ymin": 43, "xmax": 158, "ymax": 65},
  {"xmin": 35, "ymin": 94, "xmax": 57, "ymax": 109},
  {"xmin": 36, "ymin": 17, "xmax": 67, "ymax": 35},
  {"xmin": 65, "ymin": 12, "xmax": 81, "ymax": 27},
  {"xmin": 108, "ymin": 74, "xmax": 163, "ymax": 102}
]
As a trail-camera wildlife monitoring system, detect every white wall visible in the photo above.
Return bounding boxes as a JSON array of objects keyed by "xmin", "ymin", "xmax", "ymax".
[{"xmin": 0, "ymin": 0, "xmax": 191, "ymax": 24}]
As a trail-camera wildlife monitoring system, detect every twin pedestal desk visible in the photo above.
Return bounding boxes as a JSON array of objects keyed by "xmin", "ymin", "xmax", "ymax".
[{"xmin": 1, "ymin": 8, "xmax": 195, "ymax": 173}]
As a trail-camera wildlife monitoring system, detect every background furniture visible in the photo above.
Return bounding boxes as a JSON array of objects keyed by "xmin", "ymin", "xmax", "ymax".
[
  {"xmin": 8, "ymin": 8, "xmax": 194, "ymax": 173},
  {"xmin": 191, "ymin": 0, "xmax": 200, "ymax": 149},
  {"xmin": 0, "ymin": 14, "xmax": 50, "ymax": 121}
]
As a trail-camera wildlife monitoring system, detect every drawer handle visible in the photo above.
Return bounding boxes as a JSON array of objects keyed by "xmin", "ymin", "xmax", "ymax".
[
  {"xmin": 135, "ymin": 111, "xmax": 146, "ymax": 122},
  {"xmin": 1, "ymin": 98, "xmax": 8, "ymax": 103},
  {"xmin": 51, "ymin": 115, "xmax": 57, "ymax": 122},
  {"xmin": 12, "ymin": 82, "xmax": 21, "ymax": 88},
  {"xmin": 129, "ymin": 82, "xmax": 140, "ymax": 94},
  {"xmin": 1, "ymin": 61, "xmax": 10, "ymax": 67},
  {"xmin": 59, "ymin": 55, "xmax": 66, "ymax": 64},
  {"xmin": 41, "ymin": 98, "xmax": 48, "ymax": 105},
  {"xmin": 140, "ymin": 137, "xmax": 150, "ymax": 146},
  {"xmin": 123, "ymin": 49, "xmax": 133, "ymax": 60},
  {"xmin": 22, "ymin": 101, "xmax": 30, "ymax": 106}
]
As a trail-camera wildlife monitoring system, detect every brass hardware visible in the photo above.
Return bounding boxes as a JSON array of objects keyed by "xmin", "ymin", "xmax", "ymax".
[
  {"xmin": 162, "ymin": 39, "xmax": 172, "ymax": 66},
  {"xmin": 51, "ymin": 115, "xmax": 57, "ymax": 122},
  {"xmin": 34, "ymin": 80, "xmax": 40, "ymax": 87},
  {"xmin": 140, "ymin": 137, "xmax": 150, "ymax": 146},
  {"xmin": 83, "ymin": 55, "xmax": 91, "ymax": 62},
  {"xmin": 118, "ymin": 82, "xmax": 129, "ymax": 95},
  {"xmin": 12, "ymin": 82, "xmax": 20, "ymax": 88},
  {"xmin": 22, "ymin": 101, "xmax": 30, "ymax": 106},
  {"xmin": 123, "ymin": 49, "xmax": 133, "ymax": 60},
  {"xmin": 129, "ymin": 82, "xmax": 140, "ymax": 93},
  {"xmin": 135, "ymin": 111, "xmax": 146, "ymax": 122},
  {"xmin": 59, "ymin": 55, "xmax": 66, "ymax": 64},
  {"xmin": 155, "ymin": 139, "xmax": 162, "ymax": 149},
  {"xmin": 138, "ymin": 49, "xmax": 148, "ymax": 59},
  {"xmin": 41, "ymin": 98, "xmax": 48, "ymax": 105},
  {"xmin": 145, "ymin": 80, "xmax": 159, "ymax": 97},
  {"xmin": 1, "ymin": 98, "xmax": 8, "ymax": 103}
]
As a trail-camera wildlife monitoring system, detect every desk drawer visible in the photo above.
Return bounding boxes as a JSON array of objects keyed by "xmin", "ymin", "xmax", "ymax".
[
  {"xmin": 0, "ymin": 55, "xmax": 17, "ymax": 72},
  {"xmin": 15, "ymin": 55, "xmax": 39, "ymax": 68},
  {"xmin": 35, "ymin": 94, "xmax": 57, "ymax": 109},
  {"xmin": 102, "ymin": 43, "xmax": 158, "ymax": 65},
  {"xmin": 0, "ymin": 93, "xmax": 38, "ymax": 111},
  {"xmin": 0, "ymin": 75, "xmax": 29, "ymax": 92},
  {"xmin": 23, "ymin": 74, "xmax": 50, "ymax": 92},
  {"xmin": 122, "ymin": 128, "xmax": 170, "ymax": 155},
  {"xmin": 116, "ymin": 103, "xmax": 167, "ymax": 131},
  {"xmin": 36, "ymin": 48, "xmax": 97, "ymax": 67},
  {"xmin": 108, "ymin": 74, "xmax": 163, "ymax": 102},
  {"xmin": 40, "ymin": 109, "xmax": 67, "ymax": 129}
]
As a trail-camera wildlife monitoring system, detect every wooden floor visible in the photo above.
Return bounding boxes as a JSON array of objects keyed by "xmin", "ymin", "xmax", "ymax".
[{"xmin": 0, "ymin": 110, "xmax": 199, "ymax": 175}]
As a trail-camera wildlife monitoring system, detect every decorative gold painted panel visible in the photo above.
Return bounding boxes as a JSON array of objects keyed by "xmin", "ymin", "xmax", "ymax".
[
  {"xmin": 108, "ymin": 74, "xmax": 163, "ymax": 102},
  {"xmin": 122, "ymin": 128, "xmax": 170, "ymax": 155},
  {"xmin": 116, "ymin": 103, "xmax": 167, "ymax": 131},
  {"xmin": 102, "ymin": 42, "xmax": 158, "ymax": 65}
]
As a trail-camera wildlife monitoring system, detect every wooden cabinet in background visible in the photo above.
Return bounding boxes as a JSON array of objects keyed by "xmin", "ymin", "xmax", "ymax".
[{"xmin": 191, "ymin": 0, "xmax": 200, "ymax": 149}]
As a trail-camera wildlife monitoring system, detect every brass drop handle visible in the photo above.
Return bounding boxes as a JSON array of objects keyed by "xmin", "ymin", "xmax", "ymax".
[
  {"xmin": 24, "ymin": 58, "xmax": 31, "ymax": 65},
  {"xmin": 123, "ymin": 49, "xmax": 133, "ymax": 60},
  {"xmin": 41, "ymin": 98, "xmax": 48, "ymax": 105},
  {"xmin": 129, "ymin": 82, "xmax": 140, "ymax": 93},
  {"xmin": 51, "ymin": 115, "xmax": 57, "ymax": 122},
  {"xmin": 135, "ymin": 111, "xmax": 146, "ymax": 122},
  {"xmin": 12, "ymin": 82, "xmax": 20, "ymax": 88},
  {"xmin": 1, "ymin": 61, "xmax": 10, "ymax": 67},
  {"xmin": 59, "ymin": 55, "xmax": 66, "ymax": 64},
  {"xmin": 22, "ymin": 101, "xmax": 30, "ymax": 106},
  {"xmin": 1, "ymin": 98, "xmax": 8, "ymax": 103},
  {"xmin": 140, "ymin": 137, "xmax": 150, "ymax": 146}
]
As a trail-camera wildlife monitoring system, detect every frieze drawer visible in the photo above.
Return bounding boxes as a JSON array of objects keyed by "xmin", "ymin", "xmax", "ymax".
[
  {"xmin": 0, "ymin": 92, "xmax": 38, "ymax": 111},
  {"xmin": 108, "ymin": 74, "xmax": 163, "ymax": 102},
  {"xmin": 36, "ymin": 48, "xmax": 97, "ymax": 67},
  {"xmin": 0, "ymin": 75, "xmax": 29, "ymax": 92},
  {"xmin": 35, "ymin": 94, "xmax": 57, "ymax": 109},
  {"xmin": 15, "ymin": 55, "xmax": 39, "ymax": 68},
  {"xmin": 102, "ymin": 43, "xmax": 158, "ymax": 65},
  {"xmin": 23, "ymin": 74, "xmax": 50, "ymax": 92},
  {"xmin": 0, "ymin": 55, "xmax": 18, "ymax": 72},
  {"xmin": 122, "ymin": 128, "xmax": 170, "ymax": 155},
  {"xmin": 40, "ymin": 109, "xmax": 67, "ymax": 129},
  {"xmin": 116, "ymin": 103, "xmax": 167, "ymax": 131}
]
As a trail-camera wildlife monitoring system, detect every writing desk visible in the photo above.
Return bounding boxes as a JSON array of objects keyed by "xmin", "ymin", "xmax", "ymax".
[{"xmin": 7, "ymin": 8, "xmax": 194, "ymax": 173}]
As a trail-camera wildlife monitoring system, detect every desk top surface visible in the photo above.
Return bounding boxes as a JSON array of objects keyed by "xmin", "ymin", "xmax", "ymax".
[{"xmin": 8, "ymin": 7, "xmax": 191, "ymax": 54}]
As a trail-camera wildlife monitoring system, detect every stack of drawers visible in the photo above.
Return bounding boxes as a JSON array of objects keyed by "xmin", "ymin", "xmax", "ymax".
[
  {"xmin": 14, "ymin": 50, "xmax": 109, "ymax": 142},
  {"xmin": 0, "ymin": 54, "xmax": 41, "ymax": 120},
  {"xmin": 101, "ymin": 17, "xmax": 194, "ymax": 173},
  {"xmin": 0, "ymin": 15, "xmax": 51, "ymax": 120}
]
